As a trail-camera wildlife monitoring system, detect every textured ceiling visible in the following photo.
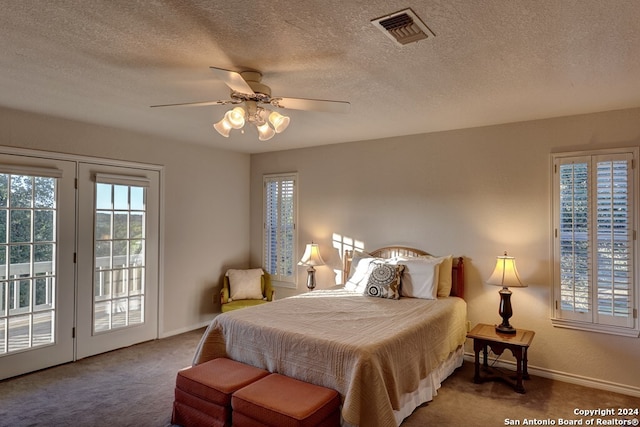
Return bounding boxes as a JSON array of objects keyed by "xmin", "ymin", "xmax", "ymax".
[{"xmin": 1, "ymin": 1, "xmax": 640, "ymax": 154}]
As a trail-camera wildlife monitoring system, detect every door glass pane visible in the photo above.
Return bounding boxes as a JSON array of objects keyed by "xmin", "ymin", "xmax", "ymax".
[
  {"xmin": 0, "ymin": 174, "xmax": 57, "ymax": 355},
  {"xmin": 34, "ymin": 210, "xmax": 54, "ymax": 241},
  {"xmin": 113, "ymin": 213, "xmax": 128, "ymax": 239},
  {"xmin": 130, "ymin": 187, "xmax": 144, "ymax": 210},
  {"xmin": 10, "ymin": 210, "xmax": 31, "ymax": 243},
  {"xmin": 93, "ymin": 183, "xmax": 146, "ymax": 334},
  {"xmin": 94, "ymin": 301, "xmax": 110, "ymax": 333},
  {"xmin": 0, "ymin": 211, "xmax": 6, "ymax": 243},
  {"xmin": 10, "ymin": 175, "xmax": 33, "ymax": 208},
  {"xmin": 96, "ymin": 183, "xmax": 112, "ymax": 210},
  {"xmin": 95, "ymin": 211, "xmax": 112, "ymax": 240},
  {"xmin": 0, "ymin": 175, "xmax": 8, "ymax": 207},
  {"xmin": 113, "ymin": 185, "xmax": 128, "ymax": 210},
  {"xmin": 34, "ymin": 177, "xmax": 55, "ymax": 208}
]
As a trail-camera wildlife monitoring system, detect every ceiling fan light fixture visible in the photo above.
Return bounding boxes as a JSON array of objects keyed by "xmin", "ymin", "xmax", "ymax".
[
  {"xmin": 154, "ymin": 66, "xmax": 350, "ymax": 142},
  {"xmin": 213, "ymin": 117, "xmax": 232, "ymax": 137},
  {"xmin": 269, "ymin": 111, "xmax": 290, "ymax": 133},
  {"xmin": 213, "ymin": 104, "xmax": 290, "ymax": 140},
  {"xmin": 257, "ymin": 122, "xmax": 276, "ymax": 141},
  {"xmin": 226, "ymin": 106, "xmax": 246, "ymax": 129}
]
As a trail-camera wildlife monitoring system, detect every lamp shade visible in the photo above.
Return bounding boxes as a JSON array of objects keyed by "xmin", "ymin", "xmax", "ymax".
[
  {"xmin": 213, "ymin": 117, "xmax": 232, "ymax": 137},
  {"xmin": 226, "ymin": 107, "xmax": 246, "ymax": 129},
  {"xmin": 298, "ymin": 243, "xmax": 325, "ymax": 267},
  {"xmin": 257, "ymin": 122, "xmax": 276, "ymax": 141},
  {"xmin": 487, "ymin": 252, "xmax": 526, "ymax": 288},
  {"xmin": 269, "ymin": 111, "xmax": 290, "ymax": 133}
]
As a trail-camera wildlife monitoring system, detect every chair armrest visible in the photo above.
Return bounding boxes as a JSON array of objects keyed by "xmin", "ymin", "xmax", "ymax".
[
  {"xmin": 220, "ymin": 287, "xmax": 230, "ymax": 305},
  {"xmin": 263, "ymin": 272, "xmax": 275, "ymax": 301}
]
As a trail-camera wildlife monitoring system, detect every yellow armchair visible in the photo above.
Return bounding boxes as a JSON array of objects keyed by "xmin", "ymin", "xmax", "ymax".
[{"xmin": 220, "ymin": 269, "xmax": 275, "ymax": 312}]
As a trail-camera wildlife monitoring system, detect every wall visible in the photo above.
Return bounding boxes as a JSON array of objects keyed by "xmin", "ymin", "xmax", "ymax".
[
  {"xmin": 250, "ymin": 107, "xmax": 640, "ymax": 395},
  {"xmin": 0, "ymin": 107, "xmax": 250, "ymax": 337}
]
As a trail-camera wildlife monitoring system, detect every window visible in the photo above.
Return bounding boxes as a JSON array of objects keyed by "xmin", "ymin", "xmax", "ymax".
[
  {"xmin": 263, "ymin": 173, "xmax": 297, "ymax": 286},
  {"xmin": 552, "ymin": 148, "xmax": 639, "ymax": 337},
  {"xmin": 93, "ymin": 174, "xmax": 148, "ymax": 333},
  {"xmin": 0, "ymin": 169, "xmax": 61, "ymax": 353}
]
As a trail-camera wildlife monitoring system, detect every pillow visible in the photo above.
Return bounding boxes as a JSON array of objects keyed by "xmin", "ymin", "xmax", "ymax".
[
  {"xmin": 346, "ymin": 251, "xmax": 374, "ymax": 280},
  {"xmin": 365, "ymin": 263, "xmax": 405, "ymax": 300},
  {"xmin": 227, "ymin": 268, "xmax": 264, "ymax": 300},
  {"xmin": 423, "ymin": 255, "xmax": 453, "ymax": 297},
  {"xmin": 394, "ymin": 257, "xmax": 442, "ymax": 299},
  {"xmin": 345, "ymin": 252, "xmax": 381, "ymax": 293}
]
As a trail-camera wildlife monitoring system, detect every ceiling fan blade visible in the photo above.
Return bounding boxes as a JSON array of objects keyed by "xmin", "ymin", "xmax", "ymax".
[
  {"xmin": 150, "ymin": 100, "xmax": 232, "ymax": 108},
  {"xmin": 274, "ymin": 97, "xmax": 351, "ymax": 113},
  {"xmin": 210, "ymin": 67, "xmax": 255, "ymax": 94}
]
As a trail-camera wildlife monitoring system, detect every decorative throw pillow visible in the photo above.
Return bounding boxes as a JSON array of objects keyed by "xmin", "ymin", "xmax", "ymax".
[
  {"xmin": 365, "ymin": 263, "xmax": 405, "ymax": 300},
  {"xmin": 227, "ymin": 268, "xmax": 264, "ymax": 300}
]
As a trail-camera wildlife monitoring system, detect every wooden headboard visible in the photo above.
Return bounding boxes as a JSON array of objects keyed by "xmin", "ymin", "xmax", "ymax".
[{"xmin": 344, "ymin": 246, "xmax": 465, "ymax": 299}]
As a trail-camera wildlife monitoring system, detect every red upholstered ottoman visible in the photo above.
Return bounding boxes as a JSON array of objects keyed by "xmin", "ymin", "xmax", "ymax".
[
  {"xmin": 172, "ymin": 358, "xmax": 270, "ymax": 427},
  {"xmin": 231, "ymin": 374, "xmax": 341, "ymax": 427}
]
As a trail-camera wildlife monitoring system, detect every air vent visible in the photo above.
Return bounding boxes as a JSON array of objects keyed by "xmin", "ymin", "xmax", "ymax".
[{"xmin": 371, "ymin": 8, "xmax": 435, "ymax": 46}]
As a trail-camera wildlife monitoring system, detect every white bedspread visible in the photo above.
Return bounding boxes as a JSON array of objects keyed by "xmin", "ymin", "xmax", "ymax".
[{"xmin": 192, "ymin": 289, "xmax": 467, "ymax": 427}]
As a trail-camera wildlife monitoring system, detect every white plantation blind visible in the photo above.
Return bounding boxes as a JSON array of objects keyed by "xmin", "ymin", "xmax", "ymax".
[
  {"xmin": 595, "ymin": 157, "xmax": 632, "ymax": 321},
  {"xmin": 553, "ymin": 151, "xmax": 637, "ymax": 335},
  {"xmin": 558, "ymin": 158, "xmax": 591, "ymax": 315},
  {"xmin": 263, "ymin": 174, "xmax": 297, "ymax": 284}
]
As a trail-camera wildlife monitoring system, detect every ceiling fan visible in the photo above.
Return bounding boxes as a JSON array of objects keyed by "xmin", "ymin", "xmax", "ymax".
[{"xmin": 151, "ymin": 67, "xmax": 350, "ymax": 141}]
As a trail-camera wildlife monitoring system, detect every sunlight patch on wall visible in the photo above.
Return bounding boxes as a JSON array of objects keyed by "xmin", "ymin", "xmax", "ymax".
[{"xmin": 332, "ymin": 233, "xmax": 364, "ymax": 284}]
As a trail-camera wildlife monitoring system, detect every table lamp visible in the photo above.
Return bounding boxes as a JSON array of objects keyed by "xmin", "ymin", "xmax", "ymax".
[
  {"xmin": 487, "ymin": 251, "xmax": 527, "ymax": 334},
  {"xmin": 298, "ymin": 242, "xmax": 325, "ymax": 291}
]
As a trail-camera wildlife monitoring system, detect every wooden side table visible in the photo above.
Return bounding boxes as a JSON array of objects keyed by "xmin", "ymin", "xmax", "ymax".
[{"xmin": 466, "ymin": 323, "xmax": 535, "ymax": 393}]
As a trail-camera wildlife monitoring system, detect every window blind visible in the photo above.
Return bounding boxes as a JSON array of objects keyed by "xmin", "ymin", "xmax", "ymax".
[
  {"xmin": 554, "ymin": 151, "xmax": 636, "ymax": 333},
  {"xmin": 263, "ymin": 174, "xmax": 297, "ymax": 284}
]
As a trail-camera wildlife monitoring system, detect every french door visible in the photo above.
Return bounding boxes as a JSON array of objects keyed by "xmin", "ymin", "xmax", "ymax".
[
  {"xmin": 76, "ymin": 163, "xmax": 159, "ymax": 359},
  {"xmin": 0, "ymin": 152, "xmax": 160, "ymax": 379},
  {"xmin": 0, "ymin": 155, "xmax": 76, "ymax": 379}
]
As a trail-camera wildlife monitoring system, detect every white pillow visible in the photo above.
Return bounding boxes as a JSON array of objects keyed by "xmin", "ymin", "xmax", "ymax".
[
  {"xmin": 344, "ymin": 256, "xmax": 378, "ymax": 293},
  {"xmin": 391, "ymin": 257, "xmax": 442, "ymax": 299},
  {"xmin": 345, "ymin": 251, "xmax": 381, "ymax": 293},
  {"xmin": 346, "ymin": 251, "xmax": 373, "ymax": 279},
  {"xmin": 227, "ymin": 268, "xmax": 264, "ymax": 300}
]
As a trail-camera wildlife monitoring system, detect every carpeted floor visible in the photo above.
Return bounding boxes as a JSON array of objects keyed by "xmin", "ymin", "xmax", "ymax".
[
  {"xmin": 0, "ymin": 328, "xmax": 204, "ymax": 427},
  {"xmin": 402, "ymin": 363, "xmax": 640, "ymax": 426},
  {"xmin": 0, "ymin": 328, "xmax": 638, "ymax": 426}
]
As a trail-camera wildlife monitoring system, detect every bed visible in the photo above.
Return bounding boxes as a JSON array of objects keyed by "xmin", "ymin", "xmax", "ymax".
[{"xmin": 192, "ymin": 246, "xmax": 467, "ymax": 427}]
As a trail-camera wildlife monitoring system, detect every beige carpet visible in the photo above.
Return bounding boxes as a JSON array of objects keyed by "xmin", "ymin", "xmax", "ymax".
[
  {"xmin": 402, "ymin": 363, "xmax": 639, "ymax": 426},
  {"xmin": 0, "ymin": 328, "xmax": 637, "ymax": 426}
]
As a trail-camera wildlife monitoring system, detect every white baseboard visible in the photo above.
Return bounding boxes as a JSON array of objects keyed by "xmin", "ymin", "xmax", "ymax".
[
  {"xmin": 463, "ymin": 352, "xmax": 640, "ymax": 398},
  {"xmin": 159, "ymin": 317, "xmax": 217, "ymax": 339}
]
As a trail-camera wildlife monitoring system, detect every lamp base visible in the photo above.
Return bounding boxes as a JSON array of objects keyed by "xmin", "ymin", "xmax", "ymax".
[
  {"xmin": 306, "ymin": 266, "xmax": 316, "ymax": 291},
  {"xmin": 495, "ymin": 323, "xmax": 517, "ymax": 334},
  {"xmin": 496, "ymin": 286, "xmax": 516, "ymax": 334}
]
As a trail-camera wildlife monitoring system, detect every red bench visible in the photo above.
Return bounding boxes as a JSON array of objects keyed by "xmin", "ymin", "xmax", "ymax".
[
  {"xmin": 172, "ymin": 358, "xmax": 269, "ymax": 427},
  {"xmin": 231, "ymin": 373, "xmax": 341, "ymax": 427}
]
